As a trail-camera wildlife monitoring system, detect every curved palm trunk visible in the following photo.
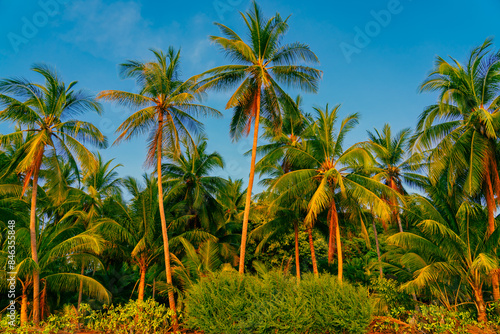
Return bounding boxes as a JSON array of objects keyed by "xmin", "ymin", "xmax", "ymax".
[
  {"xmin": 485, "ymin": 174, "xmax": 500, "ymax": 306},
  {"xmin": 238, "ymin": 89, "xmax": 261, "ymax": 275},
  {"xmin": 138, "ymin": 262, "xmax": 147, "ymax": 302},
  {"xmin": 307, "ymin": 228, "xmax": 318, "ymax": 277},
  {"xmin": 372, "ymin": 219, "xmax": 383, "ymax": 278},
  {"xmin": 327, "ymin": 201, "xmax": 338, "ymax": 265},
  {"xmin": 157, "ymin": 113, "xmax": 178, "ymax": 327},
  {"xmin": 294, "ymin": 222, "xmax": 300, "ymax": 282},
  {"xmin": 20, "ymin": 282, "xmax": 28, "ymax": 326},
  {"xmin": 77, "ymin": 264, "xmax": 84, "ymax": 310},
  {"xmin": 30, "ymin": 154, "xmax": 43, "ymax": 325}
]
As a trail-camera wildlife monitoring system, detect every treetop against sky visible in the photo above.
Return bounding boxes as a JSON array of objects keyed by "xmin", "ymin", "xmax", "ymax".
[{"xmin": 0, "ymin": 0, "xmax": 498, "ymax": 188}]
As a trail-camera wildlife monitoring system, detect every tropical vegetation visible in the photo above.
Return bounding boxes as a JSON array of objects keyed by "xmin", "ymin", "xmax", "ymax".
[{"xmin": 0, "ymin": 2, "xmax": 499, "ymax": 333}]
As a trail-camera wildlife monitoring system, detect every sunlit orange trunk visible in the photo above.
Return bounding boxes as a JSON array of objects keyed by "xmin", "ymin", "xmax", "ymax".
[
  {"xmin": 473, "ymin": 284, "xmax": 487, "ymax": 322},
  {"xmin": 30, "ymin": 149, "xmax": 44, "ymax": 325},
  {"xmin": 307, "ymin": 228, "xmax": 318, "ymax": 278},
  {"xmin": 20, "ymin": 283, "xmax": 28, "ymax": 325},
  {"xmin": 138, "ymin": 262, "xmax": 146, "ymax": 302},
  {"xmin": 335, "ymin": 213, "xmax": 343, "ymax": 282},
  {"xmin": 157, "ymin": 112, "xmax": 178, "ymax": 328},
  {"xmin": 485, "ymin": 173, "xmax": 500, "ymax": 305},
  {"xmin": 294, "ymin": 223, "xmax": 300, "ymax": 282},
  {"xmin": 238, "ymin": 89, "xmax": 261, "ymax": 275},
  {"xmin": 327, "ymin": 201, "xmax": 337, "ymax": 265}
]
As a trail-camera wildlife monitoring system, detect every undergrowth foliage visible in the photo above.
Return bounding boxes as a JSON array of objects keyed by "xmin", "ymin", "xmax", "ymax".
[{"xmin": 185, "ymin": 271, "xmax": 373, "ymax": 334}]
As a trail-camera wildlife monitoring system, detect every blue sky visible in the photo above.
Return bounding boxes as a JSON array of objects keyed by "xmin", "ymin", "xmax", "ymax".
[{"xmin": 0, "ymin": 0, "xmax": 499, "ymax": 192}]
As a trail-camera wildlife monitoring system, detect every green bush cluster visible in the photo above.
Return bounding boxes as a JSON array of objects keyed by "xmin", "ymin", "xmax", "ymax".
[
  {"xmin": 184, "ymin": 271, "xmax": 373, "ymax": 334},
  {"xmin": 81, "ymin": 299, "xmax": 176, "ymax": 334}
]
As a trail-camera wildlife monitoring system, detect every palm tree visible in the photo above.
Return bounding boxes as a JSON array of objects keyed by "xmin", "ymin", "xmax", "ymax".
[
  {"xmin": 0, "ymin": 212, "xmax": 110, "ymax": 325},
  {"xmin": 76, "ymin": 154, "xmax": 123, "ymax": 308},
  {"xmin": 98, "ymin": 48, "xmax": 220, "ymax": 318},
  {"xmin": 162, "ymin": 136, "xmax": 226, "ymax": 237},
  {"xmin": 194, "ymin": 1, "xmax": 321, "ymax": 274},
  {"xmin": 0, "ymin": 65, "xmax": 106, "ymax": 324},
  {"xmin": 273, "ymin": 104, "xmax": 393, "ymax": 281},
  {"xmin": 387, "ymin": 192, "xmax": 499, "ymax": 322},
  {"xmin": 414, "ymin": 38, "xmax": 500, "ymax": 303},
  {"xmin": 367, "ymin": 124, "xmax": 422, "ymax": 232}
]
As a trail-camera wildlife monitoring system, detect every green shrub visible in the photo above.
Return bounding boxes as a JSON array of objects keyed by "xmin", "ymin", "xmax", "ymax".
[
  {"xmin": 81, "ymin": 298, "xmax": 176, "ymax": 334},
  {"xmin": 185, "ymin": 271, "xmax": 373, "ymax": 334}
]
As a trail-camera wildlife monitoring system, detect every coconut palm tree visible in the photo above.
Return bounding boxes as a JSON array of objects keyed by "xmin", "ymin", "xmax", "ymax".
[
  {"xmin": 0, "ymin": 211, "xmax": 110, "ymax": 325},
  {"xmin": 0, "ymin": 65, "xmax": 107, "ymax": 324},
  {"xmin": 162, "ymin": 136, "xmax": 226, "ymax": 237},
  {"xmin": 98, "ymin": 48, "xmax": 220, "ymax": 318},
  {"xmin": 387, "ymin": 193, "xmax": 500, "ymax": 322},
  {"xmin": 272, "ymin": 104, "xmax": 394, "ymax": 281},
  {"xmin": 367, "ymin": 124, "xmax": 423, "ymax": 232},
  {"xmin": 414, "ymin": 38, "xmax": 500, "ymax": 303},
  {"xmin": 194, "ymin": 1, "xmax": 321, "ymax": 274}
]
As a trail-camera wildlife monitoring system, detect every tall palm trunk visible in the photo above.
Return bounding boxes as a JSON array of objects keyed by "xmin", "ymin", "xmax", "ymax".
[
  {"xmin": 138, "ymin": 262, "xmax": 147, "ymax": 301},
  {"xmin": 30, "ymin": 152, "xmax": 43, "ymax": 325},
  {"xmin": 77, "ymin": 264, "xmax": 84, "ymax": 310},
  {"xmin": 327, "ymin": 200, "xmax": 338, "ymax": 265},
  {"xmin": 157, "ymin": 113, "xmax": 178, "ymax": 326},
  {"xmin": 294, "ymin": 222, "xmax": 300, "ymax": 281},
  {"xmin": 20, "ymin": 282, "xmax": 28, "ymax": 326},
  {"xmin": 372, "ymin": 219, "xmax": 383, "ymax": 278},
  {"xmin": 485, "ymin": 173, "xmax": 500, "ymax": 305},
  {"xmin": 334, "ymin": 212, "xmax": 343, "ymax": 282},
  {"xmin": 307, "ymin": 228, "xmax": 318, "ymax": 277},
  {"xmin": 238, "ymin": 89, "xmax": 261, "ymax": 275}
]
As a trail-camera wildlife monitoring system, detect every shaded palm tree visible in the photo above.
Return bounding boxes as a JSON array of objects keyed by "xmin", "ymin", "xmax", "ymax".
[
  {"xmin": 413, "ymin": 38, "xmax": 500, "ymax": 303},
  {"xmin": 194, "ymin": 1, "xmax": 321, "ymax": 274},
  {"xmin": 0, "ymin": 212, "xmax": 110, "ymax": 325},
  {"xmin": 98, "ymin": 48, "xmax": 220, "ymax": 318},
  {"xmin": 162, "ymin": 136, "xmax": 226, "ymax": 237},
  {"xmin": 367, "ymin": 124, "xmax": 422, "ymax": 232},
  {"xmin": 0, "ymin": 65, "xmax": 106, "ymax": 324},
  {"xmin": 387, "ymin": 193, "xmax": 499, "ymax": 322},
  {"xmin": 273, "ymin": 104, "xmax": 394, "ymax": 281}
]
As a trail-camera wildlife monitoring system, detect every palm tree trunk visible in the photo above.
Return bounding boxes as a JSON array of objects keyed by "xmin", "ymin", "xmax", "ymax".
[
  {"xmin": 327, "ymin": 200, "xmax": 338, "ymax": 265},
  {"xmin": 20, "ymin": 283, "xmax": 28, "ymax": 326},
  {"xmin": 473, "ymin": 284, "xmax": 488, "ymax": 322},
  {"xmin": 307, "ymin": 228, "xmax": 318, "ymax": 277},
  {"xmin": 335, "ymin": 212, "xmax": 343, "ymax": 282},
  {"xmin": 372, "ymin": 219, "xmax": 383, "ymax": 278},
  {"xmin": 30, "ymin": 154, "xmax": 43, "ymax": 325},
  {"xmin": 396, "ymin": 214, "xmax": 403, "ymax": 233},
  {"xmin": 40, "ymin": 283, "xmax": 46, "ymax": 321},
  {"xmin": 238, "ymin": 89, "xmax": 261, "ymax": 275},
  {"xmin": 156, "ymin": 113, "xmax": 178, "ymax": 327},
  {"xmin": 138, "ymin": 263, "xmax": 146, "ymax": 302},
  {"xmin": 77, "ymin": 264, "xmax": 84, "ymax": 310},
  {"xmin": 485, "ymin": 175, "xmax": 500, "ymax": 305},
  {"xmin": 294, "ymin": 222, "xmax": 300, "ymax": 282}
]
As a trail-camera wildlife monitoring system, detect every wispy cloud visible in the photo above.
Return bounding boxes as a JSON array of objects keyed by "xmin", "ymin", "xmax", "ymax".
[{"xmin": 59, "ymin": 0, "xmax": 216, "ymax": 65}]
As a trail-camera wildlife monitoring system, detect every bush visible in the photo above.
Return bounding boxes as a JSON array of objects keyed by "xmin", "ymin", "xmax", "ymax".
[
  {"xmin": 185, "ymin": 271, "xmax": 373, "ymax": 334},
  {"xmin": 81, "ymin": 298, "xmax": 176, "ymax": 334}
]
